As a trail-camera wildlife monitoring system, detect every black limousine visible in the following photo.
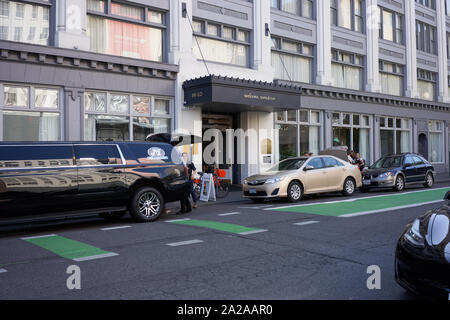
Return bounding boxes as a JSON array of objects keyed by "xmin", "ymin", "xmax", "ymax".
[{"xmin": 0, "ymin": 142, "xmax": 189, "ymax": 223}]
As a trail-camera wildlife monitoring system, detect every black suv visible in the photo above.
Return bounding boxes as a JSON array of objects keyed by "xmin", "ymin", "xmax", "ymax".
[
  {"xmin": 361, "ymin": 153, "xmax": 435, "ymax": 192},
  {"xmin": 0, "ymin": 142, "xmax": 189, "ymax": 223}
]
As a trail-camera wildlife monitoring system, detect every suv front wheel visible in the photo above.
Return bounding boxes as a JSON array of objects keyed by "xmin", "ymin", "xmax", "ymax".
[
  {"xmin": 423, "ymin": 173, "xmax": 434, "ymax": 188},
  {"xmin": 129, "ymin": 186, "xmax": 164, "ymax": 222},
  {"xmin": 393, "ymin": 175, "xmax": 405, "ymax": 192}
]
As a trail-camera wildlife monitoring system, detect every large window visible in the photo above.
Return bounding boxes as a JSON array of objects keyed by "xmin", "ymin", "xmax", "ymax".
[
  {"xmin": 417, "ymin": 69, "xmax": 436, "ymax": 101},
  {"xmin": 271, "ymin": 37, "xmax": 313, "ymax": 83},
  {"xmin": 428, "ymin": 120, "xmax": 444, "ymax": 163},
  {"xmin": 0, "ymin": 0, "xmax": 50, "ymax": 45},
  {"xmin": 415, "ymin": 0, "xmax": 435, "ymax": 10},
  {"xmin": 379, "ymin": 116, "xmax": 411, "ymax": 157},
  {"xmin": 332, "ymin": 112, "xmax": 371, "ymax": 161},
  {"xmin": 379, "ymin": 61, "xmax": 404, "ymax": 96},
  {"xmin": 378, "ymin": 7, "xmax": 403, "ymax": 44},
  {"xmin": 331, "ymin": 0, "xmax": 364, "ymax": 33},
  {"xmin": 271, "ymin": 0, "xmax": 314, "ymax": 19},
  {"xmin": 416, "ymin": 20, "xmax": 436, "ymax": 54},
  {"xmin": 86, "ymin": 1, "xmax": 164, "ymax": 62},
  {"xmin": 331, "ymin": 49, "xmax": 364, "ymax": 90},
  {"xmin": 2, "ymin": 84, "xmax": 60, "ymax": 141},
  {"xmin": 275, "ymin": 109, "xmax": 321, "ymax": 161},
  {"xmin": 192, "ymin": 20, "xmax": 250, "ymax": 67},
  {"xmin": 84, "ymin": 91, "xmax": 171, "ymax": 142}
]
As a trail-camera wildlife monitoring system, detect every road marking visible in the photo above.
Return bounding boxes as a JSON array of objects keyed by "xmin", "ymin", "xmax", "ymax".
[
  {"xmin": 73, "ymin": 252, "xmax": 119, "ymax": 262},
  {"xmin": 21, "ymin": 234, "xmax": 58, "ymax": 240},
  {"xmin": 0, "ymin": 268, "xmax": 7, "ymax": 273},
  {"xmin": 23, "ymin": 234, "xmax": 118, "ymax": 261},
  {"xmin": 101, "ymin": 226, "xmax": 131, "ymax": 231},
  {"xmin": 167, "ymin": 218, "xmax": 263, "ymax": 234},
  {"xmin": 338, "ymin": 200, "xmax": 444, "ymax": 218},
  {"xmin": 268, "ymin": 187, "xmax": 450, "ymax": 217},
  {"xmin": 238, "ymin": 229, "xmax": 268, "ymax": 235},
  {"xmin": 167, "ymin": 239, "xmax": 204, "ymax": 247},
  {"xmin": 294, "ymin": 221, "xmax": 320, "ymax": 226},
  {"xmin": 218, "ymin": 212, "xmax": 240, "ymax": 216},
  {"xmin": 166, "ymin": 218, "xmax": 192, "ymax": 222},
  {"xmin": 266, "ymin": 186, "xmax": 450, "ymax": 211}
]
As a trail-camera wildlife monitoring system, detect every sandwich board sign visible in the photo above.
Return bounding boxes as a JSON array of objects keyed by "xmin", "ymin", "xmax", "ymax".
[{"xmin": 199, "ymin": 174, "xmax": 216, "ymax": 202}]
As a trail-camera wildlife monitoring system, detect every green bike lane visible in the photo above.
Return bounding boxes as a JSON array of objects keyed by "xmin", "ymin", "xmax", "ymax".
[{"xmin": 268, "ymin": 186, "xmax": 450, "ymax": 217}]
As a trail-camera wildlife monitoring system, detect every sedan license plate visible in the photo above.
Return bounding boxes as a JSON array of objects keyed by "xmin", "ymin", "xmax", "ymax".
[
  {"xmin": 363, "ymin": 180, "xmax": 371, "ymax": 186},
  {"xmin": 249, "ymin": 189, "xmax": 257, "ymax": 194}
]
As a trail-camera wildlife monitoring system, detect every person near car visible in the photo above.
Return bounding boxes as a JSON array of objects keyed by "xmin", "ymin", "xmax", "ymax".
[
  {"xmin": 182, "ymin": 152, "xmax": 199, "ymax": 209},
  {"xmin": 176, "ymin": 152, "xmax": 192, "ymax": 215},
  {"xmin": 355, "ymin": 153, "xmax": 365, "ymax": 171},
  {"xmin": 347, "ymin": 150, "xmax": 355, "ymax": 164}
]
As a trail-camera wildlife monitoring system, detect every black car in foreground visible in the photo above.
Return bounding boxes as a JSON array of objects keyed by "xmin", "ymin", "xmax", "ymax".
[
  {"xmin": 0, "ymin": 141, "xmax": 189, "ymax": 223},
  {"xmin": 361, "ymin": 153, "xmax": 434, "ymax": 192},
  {"xmin": 395, "ymin": 191, "xmax": 450, "ymax": 299}
]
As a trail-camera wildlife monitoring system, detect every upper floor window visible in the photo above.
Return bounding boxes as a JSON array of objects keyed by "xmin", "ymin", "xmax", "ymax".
[
  {"xmin": 192, "ymin": 19, "xmax": 250, "ymax": 67},
  {"xmin": 331, "ymin": 0, "xmax": 364, "ymax": 33},
  {"xmin": 378, "ymin": 7, "xmax": 403, "ymax": 44},
  {"xmin": 271, "ymin": 37, "xmax": 314, "ymax": 83},
  {"xmin": 415, "ymin": 0, "xmax": 435, "ymax": 10},
  {"xmin": 379, "ymin": 61, "xmax": 404, "ymax": 96},
  {"xmin": 416, "ymin": 21, "xmax": 436, "ymax": 54},
  {"xmin": 446, "ymin": 0, "xmax": 450, "ymax": 15},
  {"xmin": 0, "ymin": 0, "xmax": 50, "ymax": 45},
  {"xmin": 271, "ymin": 0, "xmax": 314, "ymax": 19},
  {"xmin": 331, "ymin": 49, "xmax": 364, "ymax": 90},
  {"xmin": 417, "ymin": 69, "xmax": 436, "ymax": 101},
  {"xmin": 86, "ymin": 0, "xmax": 165, "ymax": 62}
]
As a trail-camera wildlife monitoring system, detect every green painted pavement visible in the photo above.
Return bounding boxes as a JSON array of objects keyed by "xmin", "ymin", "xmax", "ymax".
[
  {"xmin": 23, "ymin": 235, "xmax": 113, "ymax": 260},
  {"xmin": 168, "ymin": 219, "xmax": 260, "ymax": 234},
  {"xmin": 270, "ymin": 187, "xmax": 450, "ymax": 217}
]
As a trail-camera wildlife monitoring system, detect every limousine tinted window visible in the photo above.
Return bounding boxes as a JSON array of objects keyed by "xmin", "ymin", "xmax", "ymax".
[
  {"xmin": 126, "ymin": 143, "xmax": 178, "ymax": 164},
  {"xmin": 74, "ymin": 145, "xmax": 122, "ymax": 166},
  {"xmin": 0, "ymin": 145, "xmax": 73, "ymax": 168}
]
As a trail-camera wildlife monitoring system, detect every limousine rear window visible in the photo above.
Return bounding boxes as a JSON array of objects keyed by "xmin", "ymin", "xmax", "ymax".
[
  {"xmin": 0, "ymin": 145, "xmax": 73, "ymax": 168},
  {"xmin": 74, "ymin": 145, "xmax": 122, "ymax": 166},
  {"xmin": 125, "ymin": 143, "xmax": 176, "ymax": 164}
]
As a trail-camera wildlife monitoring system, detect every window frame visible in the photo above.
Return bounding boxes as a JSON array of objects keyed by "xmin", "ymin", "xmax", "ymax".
[
  {"xmin": 331, "ymin": 0, "xmax": 365, "ymax": 33},
  {"xmin": 378, "ymin": 6, "xmax": 404, "ymax": 44},
  {"xmin": 271, "ymin": 0, "xmax": 315, "ymax": 19}
]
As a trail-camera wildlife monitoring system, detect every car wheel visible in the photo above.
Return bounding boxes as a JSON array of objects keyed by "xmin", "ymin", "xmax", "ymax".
[
  {"xmin": 129, "ymin": 186, "xmax": 164, "ymax": 222},
  {"xmin": 287, "ymin": 181, "xmax": 303, "ymax": 202},
  {"xmin": 99, "ymin": 210, "xmax": 127, "ymax": 221},
  {"xmin": 342, "ymin": 178, "xmax": 356, "ymax": 196},
  {"xmin": 423, "ymin": 173, "xmax": 434, "ymax": 188},
  {"xmin": 250, "ymin": 198, "xmax": 265, "ymax": 203},
  {"xmin": 394, "ymin": 175, "xmax": 405, "ymax": 192}
]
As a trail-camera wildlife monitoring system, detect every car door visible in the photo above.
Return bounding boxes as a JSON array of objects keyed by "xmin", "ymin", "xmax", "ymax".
[
  {"xmin": 302, "ymin": 157, "xmax": 328, "ymax": 193},
  {"xmin": 0, "ymin": 144, "xmax": 78, "ymax": 220},
  {"xmin": 413, "ymin": 156, "xmax": 427, "ymax": 182},
  {"xmin": 403, "ymin": 155, "xmax": 417, "ymax": 183},
  {"xmin": 322, "ymin": 157, "xmax": 345, "ymax": 190},
  {"xmin": 74, "ymin": 144, "xmax": 129, "ymax": 210}
]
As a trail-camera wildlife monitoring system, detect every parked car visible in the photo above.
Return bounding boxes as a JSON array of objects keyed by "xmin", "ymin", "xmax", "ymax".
[
  {"xmin": 361, "ymin": 153, "xmax": 434, "ymax": 192},
  {"xmin": 0, "ymin": 141, "xmax": 189, "ymax": 223},
  {"xmin": 395, "ymin": 191, "xmax": 450, "ymax": 299},
  {"xmin": 242, "ymin": 155, "xmax": 362, "ymax": 202}
]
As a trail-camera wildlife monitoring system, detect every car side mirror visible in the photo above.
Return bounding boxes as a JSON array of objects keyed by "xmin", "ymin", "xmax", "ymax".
[
  {"xmin": 444, "ymin": 191, "xmax": 450, "ymax": 201},
  {"xmin": 303, "ymin": 165, "xmax": 314, "ymax": 171}
]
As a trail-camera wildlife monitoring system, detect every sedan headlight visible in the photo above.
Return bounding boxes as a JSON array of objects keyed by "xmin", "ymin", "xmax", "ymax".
[
  {"xmin": 379, "ymin": 172, "xmax": 393, "ymax": 179},
  {"xmin": 265, "ymin": 176, "xmax": 285, "ymax": 184},
  {"xmin": 404, "ymin": 219, "xmax": 425, "ymax": 248}
]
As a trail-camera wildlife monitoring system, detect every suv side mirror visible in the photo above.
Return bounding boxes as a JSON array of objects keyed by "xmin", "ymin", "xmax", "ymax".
[{"xmin": 303, "ymin": 165, "xmax": 314, "ymax": 171}]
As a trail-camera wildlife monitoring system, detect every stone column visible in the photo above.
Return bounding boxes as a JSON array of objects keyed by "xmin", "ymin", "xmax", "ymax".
[
  {"xmin": 55, "ymin": 0, "xmax": 89, "ymax": 51},
  {"xmin": 253, "ymin": 0, "xmax": 272, "ymax": 73},
  {"xmin": 436, "ymin": 0, "xmax": 449, "ymax": 103},
  {"xmin": 365, "ymin": 0, "xmax": 381, "ymax": 93},
  {"xmin": 316, "ymin": 0, "xmax": 333, "ymax": 85},
  {"xmin": 404, "ymin": 0, "xmax": 418, "ymax": 98},
  {"xmin": 64, "ymin": 87, "xmax": 84, "ymax": 141}
]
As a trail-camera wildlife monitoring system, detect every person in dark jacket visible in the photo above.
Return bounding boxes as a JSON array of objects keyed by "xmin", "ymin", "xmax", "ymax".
[
  {"xmin": 182, "ymin": 152, "xmax": 199, "ymax": 209},
  {"xmin": 177, "ymin": 152, "xmax": 192, "ymax": 214}
]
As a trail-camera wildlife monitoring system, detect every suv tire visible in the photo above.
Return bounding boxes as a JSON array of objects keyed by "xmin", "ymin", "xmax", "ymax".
[
  {"xmin": 129, "ymin": 186, "xmax": 164, "ymax": 222},
  {"xmin": 423, "ymin": 172, "xmax": 434, "ymax": 188},
  {"xmin": 393, "ymin": 175, "xmax": 405, "ymax": 192}
]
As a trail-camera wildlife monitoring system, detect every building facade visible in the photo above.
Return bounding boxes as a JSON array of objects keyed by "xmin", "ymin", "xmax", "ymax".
[{"xmin": 0, "ymin": 0, "xmax": 449, "ymax": 183}]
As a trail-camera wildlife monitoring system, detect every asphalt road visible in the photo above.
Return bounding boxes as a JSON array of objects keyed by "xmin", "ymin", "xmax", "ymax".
[{"xmin": 0, "ymin": 183, "xmax": 449, "ymax": 300}]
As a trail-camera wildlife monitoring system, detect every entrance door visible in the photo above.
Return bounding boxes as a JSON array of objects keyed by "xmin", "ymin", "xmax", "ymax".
[
  {"xmin": 202, "ymin": 113, "xmax": 233, "ymax": 182},
  {"xmin": 418, "ymin": 133, "xmax": 428, "ymax": 160}
]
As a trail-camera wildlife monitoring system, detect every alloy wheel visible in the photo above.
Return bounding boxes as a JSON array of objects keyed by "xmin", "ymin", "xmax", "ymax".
[{"xmin": 138, "ymin": 192, "xmax": 161, "ymax": 218}]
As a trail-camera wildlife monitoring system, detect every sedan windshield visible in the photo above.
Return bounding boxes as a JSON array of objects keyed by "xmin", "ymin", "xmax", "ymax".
[
  {"xmin": 370, "ymin": 156, "xmax": 402, "ymax": 169},
  {"xmin": 268, "ymin": 158, "xmax": 306, "ymax": 171}
]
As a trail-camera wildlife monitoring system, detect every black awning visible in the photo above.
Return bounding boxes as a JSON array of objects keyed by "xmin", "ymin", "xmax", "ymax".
[{"xmin": 182, "ymin": 75, "xmax": 301, "ymax": 113}]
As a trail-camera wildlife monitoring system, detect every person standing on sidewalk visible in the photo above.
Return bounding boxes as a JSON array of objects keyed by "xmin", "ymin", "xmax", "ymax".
[{"xmin": 182, "ymin": 152, "xmax": 199, "ymax": 209}]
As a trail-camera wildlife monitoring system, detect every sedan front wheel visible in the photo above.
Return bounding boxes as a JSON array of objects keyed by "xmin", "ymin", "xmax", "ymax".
[{"xmin": 287, "ymin": 181, "xmax": 303, "ymax": 202}]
